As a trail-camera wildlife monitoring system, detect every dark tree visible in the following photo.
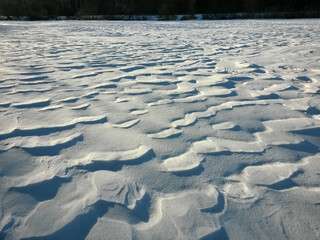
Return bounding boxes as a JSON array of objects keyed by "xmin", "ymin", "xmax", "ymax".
[{"xmin": 0, "ymin": 0, "xmax": 319, "ymax": 17}]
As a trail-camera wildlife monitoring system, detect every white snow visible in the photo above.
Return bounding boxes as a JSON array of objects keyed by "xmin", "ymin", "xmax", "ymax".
[{"xmin": 0, "ymin": 20, "xmax": 320, "ymax": 240}]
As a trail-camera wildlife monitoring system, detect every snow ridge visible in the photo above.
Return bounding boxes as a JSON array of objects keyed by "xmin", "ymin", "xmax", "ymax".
[{"xmin": 0, "ymin": 20, "xmax": 319, "ymax": 240}]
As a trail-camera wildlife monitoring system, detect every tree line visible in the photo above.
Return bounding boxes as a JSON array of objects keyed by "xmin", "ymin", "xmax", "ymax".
[{"xmin": 0, "ymin": 0, "xmax": 319, "ymax": 17}]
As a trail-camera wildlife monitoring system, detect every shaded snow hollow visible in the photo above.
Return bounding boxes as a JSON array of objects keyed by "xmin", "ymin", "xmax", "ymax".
[{"xmin": 0, "ymin": 20, "xmax": 320, "ymax": 240}]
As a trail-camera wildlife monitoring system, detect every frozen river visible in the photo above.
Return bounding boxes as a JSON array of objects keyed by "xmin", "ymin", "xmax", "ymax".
[{"xmin": 0, "ymin": 20, "xmax": 320, "ymax": 239}]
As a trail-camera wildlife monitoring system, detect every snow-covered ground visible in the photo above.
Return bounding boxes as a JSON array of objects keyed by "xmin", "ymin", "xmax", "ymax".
[{"xmin": 0, "ymin": 20, "xmax": 319, "ymax": 240}]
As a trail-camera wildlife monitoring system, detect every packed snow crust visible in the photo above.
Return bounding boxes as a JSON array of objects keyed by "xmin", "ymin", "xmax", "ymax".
[{"xmin": 0, "ymin": 20, "xmax": 320, "ymax": 239}]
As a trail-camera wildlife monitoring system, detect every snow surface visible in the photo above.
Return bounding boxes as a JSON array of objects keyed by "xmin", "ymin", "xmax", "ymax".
[{"xmin": 0, "ymin": 20, "xmax": 320, "ymax": 240}]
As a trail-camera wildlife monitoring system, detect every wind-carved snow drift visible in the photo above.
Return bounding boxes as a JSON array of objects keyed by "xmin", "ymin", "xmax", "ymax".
[{"xmin": 0, "ymin": 20, "xmax": 320, "ymax": 240}]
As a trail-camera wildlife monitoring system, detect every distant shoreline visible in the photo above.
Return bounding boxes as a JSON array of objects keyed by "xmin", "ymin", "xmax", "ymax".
[{"xmin": 1, "ymin": 11, "xmax": 320, "ymax": 21}]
